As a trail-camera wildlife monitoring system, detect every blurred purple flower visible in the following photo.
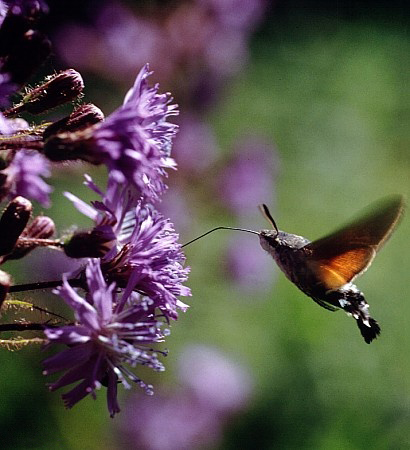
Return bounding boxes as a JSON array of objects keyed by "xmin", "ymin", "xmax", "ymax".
[
  {"xmin": 178, "ymin": 344, "xmax": 253, "ymax": 412},
  {"xmin": 6, "ymin": 149, "xmax": 52, "ymax": 207},
  {"xmin": 219, "ymin": 135, "xmax": 278, "ymax": 215},
  {"xmin": 119, "ymin": 344, "xmax": 253, "ymax": 449},
  {"xmin": 0, "ymin": 114, "xmax": 52, "ymax": 205},
  {"xmin": 53, "ymin": 0, "xmax": 268, "ymax": 110},
  {"xmin": 158, "ymin": 185, "xmax": 193, "ymax": 237},
  {"xmin": 226, "ymin": 232, "xmax": 277, "ymax": 292},
  {"xmin": 0, "ymin": 112, "xmax": 28, "ymax": 134},
  {"xmin": 102, "ymin": 201, "xmax": 191, "ymax": 320},
  {"xmin": 198, "ymin": 0, "xmax": 267, "ymax": 32},
  {"xmin": 91, "ymin": 64, "xmax": 178, "ymax": 199},
  {"xmin": 119, "ymin": 390, "xmax": 221, "ymax": 450},
  {"xmin": 43, "ymin": 259, "xmax": 167, "ymax": 417},
  {"xmin": 172, "ymin": 114, "xmax": 218, "ymax": 173},
  {"xmin": 54, "ymin": 2, "xmax": 174, "ymax": 86}
]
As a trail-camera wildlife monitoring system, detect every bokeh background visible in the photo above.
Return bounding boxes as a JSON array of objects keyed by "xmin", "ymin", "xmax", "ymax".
[{"xmin": 1, "ymin": 0, "xmax": 409, "ymax": 448}]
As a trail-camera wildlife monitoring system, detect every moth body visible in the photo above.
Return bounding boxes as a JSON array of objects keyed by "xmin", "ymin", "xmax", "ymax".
[{"xmin": 259, "ymin": 229, "xmax": 381, "ymax": 344}]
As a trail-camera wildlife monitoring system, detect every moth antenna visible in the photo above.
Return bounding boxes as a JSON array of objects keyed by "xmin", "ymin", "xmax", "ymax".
[
  {"xmin": 259, "ymin": 204, "xmax": 279, "ymax": 235},
  {"xmin": 182, "ymin": 226, "xmax": 259, "ymax": 248}
]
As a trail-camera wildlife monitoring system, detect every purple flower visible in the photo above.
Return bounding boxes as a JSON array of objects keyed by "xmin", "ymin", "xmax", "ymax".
[
  {"xmin": 118, "ymin": 345, "xmax": 253, "ymax": 449},
  {"xmin": 91, "ymin": 64, "xmax": 178, "ymax": 199},
  {"xmin": 66, "ymin": 175, "xmax": 191, "ymax": 319},
  {"xmin": 119, "ymin": 390, "xmax": 221, "ymax": 450},
  {"xmin": 158, "ymin": 185, "xmax": 193, "ymax": 237},
  {"xmin": 43, "ymin": 259, "xmax": 167, "ymax": 417},
  {"xmin": 226, "ymin": 233, "xmax": 277, "ymax": 292},
  {"xmin": 54, "ymin": 2, "xmax": 174, "ymax": 86},
  {"xmin": 65, "ymin": 174, "xmax": 139, "ymax": 251},
  {"xmin": 178, "ymin": 344, "xmax": 253, "ymax": 413},
  {"xmin": 101, "ymin": 201, "xmax": 191, "ymax": 319},
  {"xmin": 198, "ymin": 0, "xmax": 267, "ymax": 32},
  {"xmin": 218, "ymin": 135, "xmax": 279, "ymax": 215},
  {"xmin": 6, "ymin": 149, "xmax": 53, "ymax": 207},
  {"xmin": 172, "ymin": 114, "xmax": 218, "ymax": 174}
]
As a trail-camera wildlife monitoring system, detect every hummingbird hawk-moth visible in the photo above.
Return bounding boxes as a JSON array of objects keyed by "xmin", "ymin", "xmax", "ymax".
[{"xmin": 183, "ymin": 195, "xmax": 405, "ymax": 344}]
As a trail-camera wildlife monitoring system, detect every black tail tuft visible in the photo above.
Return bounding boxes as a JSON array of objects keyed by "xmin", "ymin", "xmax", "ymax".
[{"xmin": 356, "ymin": 317, "xmax": 381, "ymax": 344}]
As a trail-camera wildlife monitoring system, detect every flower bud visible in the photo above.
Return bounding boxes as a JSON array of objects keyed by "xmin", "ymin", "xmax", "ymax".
[
  {"xmin": 25, "ymin": 215, "xmax": 55, "ymax": 239},
  {"xmin": 43, "ymin": 103, "xmax": 104, "ymax": 140},
  {"xmin": 11, "ymin": 69, "xmax": 84, "ymax": 116},
  {"xmin": 0, "ymin": 196, "xmax": 32, "ymax": 256},
  {"xmin": 6, "ymin": 215, "xmax": 56, "ymax": 260},
  {"xmin": 64, "ymin": 229, "xmax": 114, "ymax": 258},
  {"xmin": 43, "ymin": 128, "xmax": 101, "ymax": 164}
]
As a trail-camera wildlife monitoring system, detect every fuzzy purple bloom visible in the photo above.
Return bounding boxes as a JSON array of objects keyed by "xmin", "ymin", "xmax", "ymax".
[
  {"xmin": 92, "ymin": 64, "xmax": 178, "ymax": 199},
  {"xmin": 119, "ymin": 345, "xmax": 253, "ymax": 449},
  {"xmin": 43, "ymin": 259, "xmax": 167, "ymax": 417},
  {"xmin": 172, "ymin": 114, "xmax": 218, "ymax": 174},
  {"xmin": 6, "ymin": 149, "xmax": 52, "ymax": 206},
  {"xmin": 101, "ymin": 201, "xmax": 191, "ymax": 320},
  {"xmin": 65, "ymin": 173, "xmax": 139, "ymax": 250},
  {"xmin": 218, "ymin": 135, "xmax": 278, "ymax": 215},
  {"xmin": 66, "ymin": 175, "xmax": 191, "ymax": 319}
]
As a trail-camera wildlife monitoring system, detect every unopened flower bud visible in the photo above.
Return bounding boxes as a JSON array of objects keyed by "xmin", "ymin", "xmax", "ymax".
[
  {"xmin": 0, "ymin": 270, "xmax": 10, "ymax": 308},
  {"xmin": 0, "ymin": 196, "xmax": 32, "ymax": 256},
  {"xmin": 64, "ymin": 229, "xmax": 114, "ymax": 258},
  {"xmin": 25, "ymin": 215, "xmax": 55, "ymax": 239},
  {"xmin": 43, "ymin": 127, "xmax": 101, "ymax": 164},
  {"xmin": 9, "ymin": 69, "xmax": 84, "ymax": 116},
  {"xmin": 6, "ymin": 215, "xmax": 56, "ymax": 260},
  {"xmin": 43, "ymin": 103, "xmax": 104, "ymax": 140}
]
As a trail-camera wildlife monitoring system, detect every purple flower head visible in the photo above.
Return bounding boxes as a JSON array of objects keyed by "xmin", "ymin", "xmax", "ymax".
[
  {"xmin": 102, "ymin": 201, "xmax": 191, "ymax": 320},
  {"xmin": 54, "ymin": 2, "xmax": 174, "ymax": 86},
  {"xmin": 92, "ymin": 64, "xmax": 178, "ymax": 199},
  {"xmin": 43, "ymin": 259, "xmax": 167, "ymax": 417},
  {"xmin": 120, "ymin": 390, "xmax": 221, "ymax": 450},
  {"xmin": 172, "ymin": 114, "xmax": 218, "ymax": 174},
  {"xmin": 65, "ymin": 173, "xmax": 139, "ymax": 252},
  {"xmin": 65, "ymin": 175, "xmax": 191, "ymax": 319},
  {"xmin": 178, "ymin": 344, "xmax": 253, "ymax": 412},
  {"xmin": 119, "ymin": 344, "xmax": 253, "ymax": 449},
  {"xmin": 226, "ymin": 232, "xmax": 276, "ymax": 292},
  {"xmin": 198, "ymin": 0, "xmax": 267, "ymax": 32},
  {"xmin": 6, "ymin": 149, "xmax": 53, "ymax": 207},
  {"xmin": 158, "ymin": 185, "xmax": 193, "ymax": 237},
  {"xmin": 219, "ymin": 135, "xmax": 279, "ymax": 215}
]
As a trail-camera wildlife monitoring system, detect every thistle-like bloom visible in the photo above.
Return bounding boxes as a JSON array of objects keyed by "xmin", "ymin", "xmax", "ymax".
[
  {"xmin": 101, "ymin": 201, "xmax": 191, "ymax": 319},
  {"xmin": 43, "ymin": 259, "xmax": 167, "ymax": 417},
  {"xmin": 93, "ymin": 64, "xmax": 178, "ymax": 199},
  {"xmin": 65, "ymin": 175, "xmax": 191, "ymax": 319}
]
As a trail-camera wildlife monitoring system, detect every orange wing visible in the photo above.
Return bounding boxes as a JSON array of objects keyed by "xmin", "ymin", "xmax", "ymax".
[{"xmin": 305, "ymin": 195, "xmax": 404, "ymax": 290}]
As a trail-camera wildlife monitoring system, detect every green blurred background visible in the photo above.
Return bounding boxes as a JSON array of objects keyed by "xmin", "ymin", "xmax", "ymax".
[{"xmin": 1, "ymin": 1, "xmax": 409, "ymax": 448}]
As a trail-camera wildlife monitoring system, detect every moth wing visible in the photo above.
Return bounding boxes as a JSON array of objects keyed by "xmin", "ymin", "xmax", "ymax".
[{"xmin": 304, "ymin": 195, "xmax": 404, "ymax": 290}]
